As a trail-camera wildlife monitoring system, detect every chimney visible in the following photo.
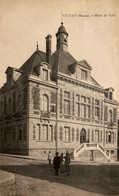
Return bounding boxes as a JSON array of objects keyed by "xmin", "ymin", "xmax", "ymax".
[{"xmin": 45, "ymin": 34, "xmax": 52, "ymax": 65}]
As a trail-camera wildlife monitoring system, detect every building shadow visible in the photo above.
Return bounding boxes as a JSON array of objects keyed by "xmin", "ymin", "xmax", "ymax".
[{"xmin": 1, "ymin": 163, "xmax": 119, "ymax": 195}]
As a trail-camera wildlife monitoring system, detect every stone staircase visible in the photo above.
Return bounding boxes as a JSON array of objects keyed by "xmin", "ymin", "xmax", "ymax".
[{"xmin": 73, "ymin": 143, "xmax": 110, "ymax": 161}]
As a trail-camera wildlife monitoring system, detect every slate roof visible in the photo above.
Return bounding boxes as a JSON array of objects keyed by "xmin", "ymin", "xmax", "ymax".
[
  {"xmin": 19, "ymin": 50, "xmax": 46, "ymax": 75},
  {"xmin": 51, "ymin": 49, "xmax": 76, "ymax": 77},
  {"xmin": 16, "ymin": 48, "xmax": 101, "ymax": 88}
]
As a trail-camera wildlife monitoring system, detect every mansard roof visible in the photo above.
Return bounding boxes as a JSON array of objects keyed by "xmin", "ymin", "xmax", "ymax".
[
  {"xmin": 19, "ymin": 50, "xmax": 46, "ymax": 75},
  {"xmin": 51, "ymin": 49, "xmax": 76, "ymax": 77}
]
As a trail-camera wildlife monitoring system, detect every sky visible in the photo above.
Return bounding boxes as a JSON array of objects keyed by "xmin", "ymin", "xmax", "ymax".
[{"xmin": 0, "ymin": 0, "xmax": 119, "ymax": 101}]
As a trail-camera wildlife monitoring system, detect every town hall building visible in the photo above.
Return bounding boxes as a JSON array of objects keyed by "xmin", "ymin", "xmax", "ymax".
[{"xmin": 0, "ymin": 23, "xmax": 118, "ymax": 161}]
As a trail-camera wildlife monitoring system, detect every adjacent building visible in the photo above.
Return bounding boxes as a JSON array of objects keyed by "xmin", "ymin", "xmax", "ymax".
[{"xmin": 0, "ymin": 23, "xmax": 118, "ymax": 161}]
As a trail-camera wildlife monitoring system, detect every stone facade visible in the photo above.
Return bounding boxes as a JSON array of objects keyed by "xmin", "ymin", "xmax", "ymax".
[{"xmin": 0, "ymin": 23, "xmax": 118, "ymax": 161}]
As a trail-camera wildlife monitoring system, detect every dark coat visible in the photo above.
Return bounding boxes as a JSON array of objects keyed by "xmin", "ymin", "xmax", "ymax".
[{"xmin": 53, "ymin": 156, "xmax": 60, "ymax": 169}]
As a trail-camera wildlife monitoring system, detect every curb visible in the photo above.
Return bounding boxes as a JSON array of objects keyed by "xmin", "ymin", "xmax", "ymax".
[{"xmin": 0, "ymin": 171, "xmax": 15, "ymax": 188}]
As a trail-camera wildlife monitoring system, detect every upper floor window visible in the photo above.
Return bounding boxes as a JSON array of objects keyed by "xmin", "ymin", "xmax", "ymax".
[
  {"xmin": 81, "ymin": 69, "xmax": 87, "ymax": 80},
  {"xmin": 64, "ymin": 91, "xmax": 70, "ymax": 99},
  {"xmin": 81, "ymin": 104, "xmax": 86, "ymax": 118},
  {"xmin": 8, "ymin": 98, "xmax": 12, "ymax": 115},
  {"xmin": 95, "ymin": 99, "xmax": 99, "ymax": 106},
  {"xmin": 42, "ymin": 95, "xmax": 48, "ymax": 112},
  {"xmin": 64, "ymin": 91, "xmax": 70, "ymax": 115},
  {"xmin": 43, "ymin": 69, "xmax": 48, "ymax": 81},
  {"xmin": 109, "ymin": 92, "xmax": 112, "ymax": 100},
  {"xmin": 95, "ymin": 107, "xmax": 99, "ymax": 120},
  {"xmin": 87, "ymin": 97, "xmax": 90, "ymax": 104},
  {"xmin": 81, "ymin": 96, "xmax": 86, "ymax": 103},
  {"xmin": 18, "ymin": 94, "xmax": 22, "ymax": 112},
  {"xmin": 76, "ymin": 94, "xmax": 80, "ymax": 117},
  {"xmin": 109, "ymin": 110, "xmax": 112, "ymax": 123}
]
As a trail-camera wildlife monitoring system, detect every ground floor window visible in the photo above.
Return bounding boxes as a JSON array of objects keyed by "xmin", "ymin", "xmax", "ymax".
[
  {"xmin": 110, "ymin": 150, "xmax": 114, "ymax": 154},
  {"xmin": 64, "ymin": 127, "xmax": 70, "ymax": 142},
  {"xmin": 38, "ymin": 124, "xmax": 53, "ymax": 141},
  {"xmin": 95, "ymin": 130, "xmax": 99, "ymax": 143},
  {"xmin": 18, "ymin": 129, "xmax": 22, "ymax": 140},
  {"xmin": 106, "ymin": 131, "xmax": 114, "ymax": 143},
  {"xmin": 13, "ymin": 130, "xmax": 16, "ymax": 141}
]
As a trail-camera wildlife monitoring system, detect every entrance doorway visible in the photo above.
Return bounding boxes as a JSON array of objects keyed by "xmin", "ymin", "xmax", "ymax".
[{"xmin": 80, "ymin": 129, "xmax": 86, "ymax": 143}]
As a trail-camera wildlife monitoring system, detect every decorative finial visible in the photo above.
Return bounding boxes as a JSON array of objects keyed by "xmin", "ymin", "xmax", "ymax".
[
  {"xmin": 61, "ymin": 11, "xmax": 63, "ymax": 25},
  {"xmin": 36, "ymin": 41, "xmax": 39, "ymax": 51}
]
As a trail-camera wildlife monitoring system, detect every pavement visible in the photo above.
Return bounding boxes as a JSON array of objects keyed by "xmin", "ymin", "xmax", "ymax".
[
  {"xmin": 0, "ymin": 169, "xmax": 15, "ymax": 188},
  {"xmin": 0, "ymin": 153, "xmax": 119, "ymax": 189}
]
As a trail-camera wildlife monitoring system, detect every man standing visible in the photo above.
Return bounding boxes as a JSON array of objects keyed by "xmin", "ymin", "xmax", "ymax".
[
  {"xmin": 64, "ymin": 151, "xmax": 71, "ymax": 175},
  {"xmin": 53, "ymin": 152, "xmax": 60, "ymax": 176}
]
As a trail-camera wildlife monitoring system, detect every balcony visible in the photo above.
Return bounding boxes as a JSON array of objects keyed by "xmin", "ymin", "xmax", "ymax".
[
  {"xmin": 40, "ymin": 111, "xmax": 50, "ymax": 118},
  {"xmin": 107, "ymin": 122, "xmax": 114, "ymax": 129}
]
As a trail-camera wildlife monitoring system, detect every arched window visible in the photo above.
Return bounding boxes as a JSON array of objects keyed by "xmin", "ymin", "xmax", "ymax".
[
  {"xmin": 80, "ymin": 129, "xmax": 86, "ymax": 143},
  {"xmin": 109, "ymin": 110, "xmax": 112, "ymax": 123},
  {"xmin": 42, "ymin": 95, "xmax": 48, "ymax": 112}
]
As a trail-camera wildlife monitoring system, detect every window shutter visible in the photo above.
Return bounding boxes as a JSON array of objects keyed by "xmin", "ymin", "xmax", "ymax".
[
  {"xmin": 76, "ymin": 129, "xmax": 79, "ymax": 141},
  {"xmin": 104, "ymin": 106, "xmax": 108, "ymax": 121},
  {"xmin": 87, "ymin": 129, "xmax": 90, "ymax": 142},
  {"xmin": 23, "ymin": 88, "xmax": 27, "ymax": 110},
  {"xmin": 59, "ymin": 126, "xmax": 63, "ymax": 141},
  {"xmin": 72, "ymin": 92, "xmax": 74, "ymax": 116},
  {"xmin": 72, "ymin": 128, "xmax": 74, "ymax": 141},
  {"xmin": 92, "ymin": 129, "xmax": 94, "ymax": 142},
  {"xmin": 60, "ymin": 88, "xmax": 62, "ymax": 114},
  {"xmin": 33, "ymin": 88, "xmax": 40, "ymax": 110},
  {"xmin": 92, "ymin": 98, "xmax": 94, "ymax": 119},
  {"xmin": 100, "ymin": 131, "xmax": 102, "ymax": 143},
  {"xmin": 51, "ymin": 92, "xmax": 56, "ymax": 104},
  {"xmin": 113, "ymin": 108, "xmax": 117, "ymax": 123},
  {"xmin": 101, "ymin": 100, "xmax": 103, "ymax": 121},
  {"xmin": 114, "ymin": 132, "xmax": 116, "ymax": 143},
  {"xmin": 54, "ymin": 125, "xmax": 56, "ymax": 141}
]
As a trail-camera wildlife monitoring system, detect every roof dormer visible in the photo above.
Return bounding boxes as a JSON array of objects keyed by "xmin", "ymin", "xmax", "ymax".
[
  {"xmin": 34, "ymin": 62, "xmax": 51, "ymax": 81},
  {"xmin": 68, "ymin": 60, "xmax": 92, "ymax": 82},
  {"xmin": 105, "ymin": 87, "xmax": 114, "ymax": 100},
  {"xmin": 5, "ymin": 67, "xmax": 22, "ymax": 84}
]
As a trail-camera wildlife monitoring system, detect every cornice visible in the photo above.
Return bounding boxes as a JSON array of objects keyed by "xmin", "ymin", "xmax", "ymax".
[
  {"xmin": 28, "ymin": 76, "xmax": 58, "ymax": 89},
  {"xmin": 104, "ymin": 98, "xmax": 119, "ymax": 106},
  {"xmin": 57, "ymin": 73, "xmax": 104, "ymax": 93}
]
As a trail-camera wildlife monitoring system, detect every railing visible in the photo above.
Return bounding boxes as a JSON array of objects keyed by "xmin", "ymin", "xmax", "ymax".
[
  {"xmin": 86, "ymin": 143, "xmax": 97, "ymax": 148},
  {"xmin": 76, "ymin": 143, "xmax": 85, "ymax": 153},
  {"xmin": 40, "ymin": 111, "xmax": 50, "ymax": 118},
  {"xmin": 74, "ymin": 143, "xmax": 110, "ymax": 159},
  {"xmin": 98, "ymin": 144, "xmax": 105, "ymax": 152},
  {"xmin": 98, "ymin": 144, "xmax": 110, "ymax": 158}
]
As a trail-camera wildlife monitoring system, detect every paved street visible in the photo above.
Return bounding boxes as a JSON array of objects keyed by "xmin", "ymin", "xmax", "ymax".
[{"xmin": 0, "ymin": 155, "xmax": 119, "ymax": 196}]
